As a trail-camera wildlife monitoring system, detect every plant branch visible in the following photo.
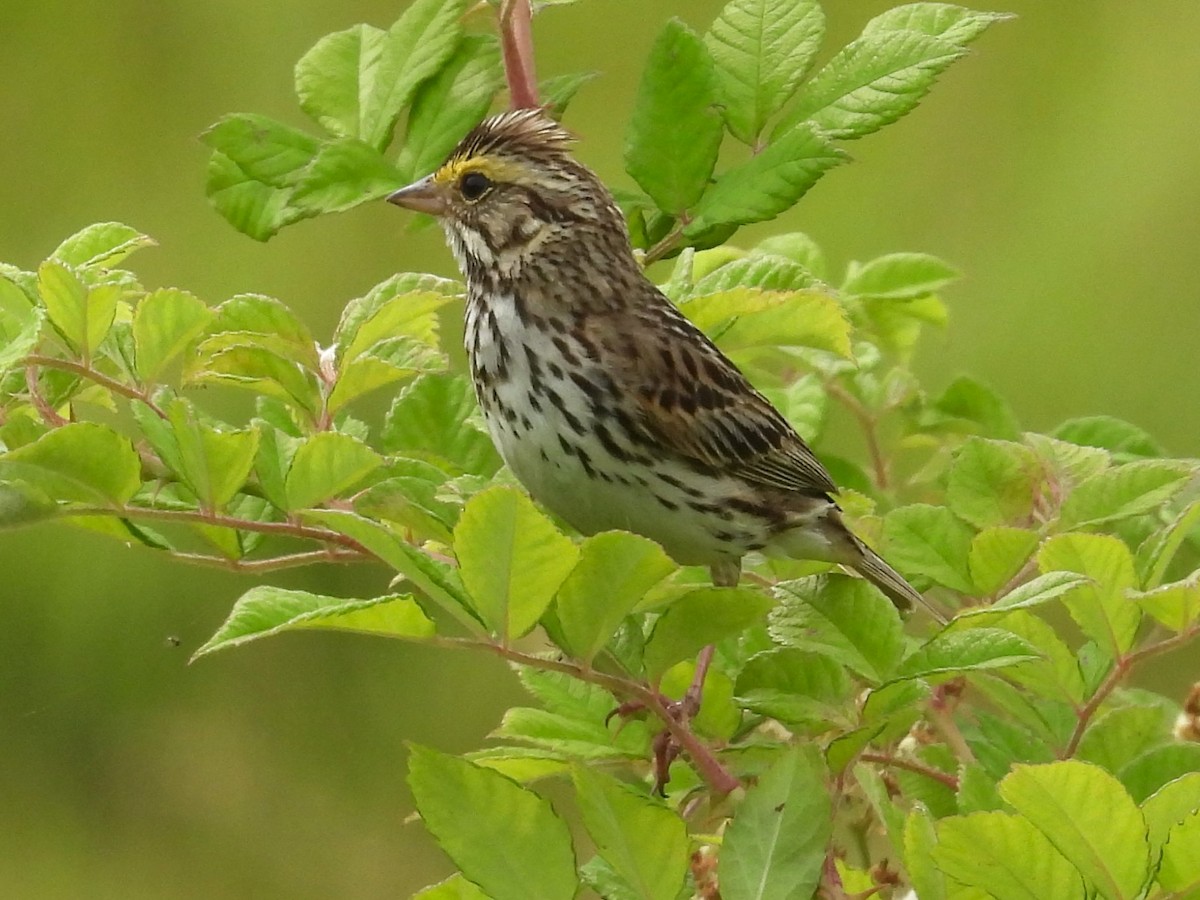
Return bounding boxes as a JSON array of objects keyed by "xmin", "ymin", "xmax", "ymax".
[
  {"xmin": 1061, "ymin": 626, "xmax": 1200, "ymax": 758},
  {"xmin": 825, "ymin": 380, "xmax": 889, "ymax": 490},
  {"xmin": 25, "ymin": 363, "xmax": 68, "ymax": 427},
  {"xmin": 498, "ymin": 0, "xmax": 539, "ymax": 109},
  {"xmin": 26, "ymin": 354, "xmax": 167, "ymax": 419},
  {"xmin": 860, "ymin": 751, "xmax": 960, "ymax": 791},
  {"xmin": 437, "ymin": 637, "xmax": 741, "ymax": 796},
  {"xmin": 641, "ymin": 221, "xmax": 687, "ymax": 268},
  {"xmin": 170, "ymin": 548, "xmax": 369, "ymax": 573}
]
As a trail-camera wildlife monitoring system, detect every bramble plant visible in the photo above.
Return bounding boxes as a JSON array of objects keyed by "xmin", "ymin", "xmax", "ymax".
[{"xmin": 2, "ymin": 1, "xmax": 1199, "ymax": 897}]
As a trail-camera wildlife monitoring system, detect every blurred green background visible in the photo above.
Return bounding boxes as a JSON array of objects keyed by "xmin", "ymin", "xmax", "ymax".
[{"xmin": 2, "ymin": 1, "xmax": 1198, "ymax": 896}]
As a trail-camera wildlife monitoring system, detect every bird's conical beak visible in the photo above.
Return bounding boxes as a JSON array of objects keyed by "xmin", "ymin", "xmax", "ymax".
[{"xmin": 386, "ymin": 175, "xmax": 448, "ymax": 217}]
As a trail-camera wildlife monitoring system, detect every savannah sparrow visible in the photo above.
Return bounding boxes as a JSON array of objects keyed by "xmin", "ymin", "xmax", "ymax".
[{"xmin": 388, "ymin": 109, "xmax": 924, "ymax": 612}]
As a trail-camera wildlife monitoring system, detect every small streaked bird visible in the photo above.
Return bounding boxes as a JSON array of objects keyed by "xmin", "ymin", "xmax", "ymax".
[{"xmin": 388, "ymin": 109, "xmax": 924, "ymax": 612}]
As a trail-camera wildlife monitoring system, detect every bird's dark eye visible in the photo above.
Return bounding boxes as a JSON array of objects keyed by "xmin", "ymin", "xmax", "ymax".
[{"xmin": 459, "ymin": 171, "xmax": 493, "ymax": 202}]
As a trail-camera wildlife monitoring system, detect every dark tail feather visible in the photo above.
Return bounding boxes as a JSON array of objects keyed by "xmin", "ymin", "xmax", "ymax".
[{"xmin": 852, "ymin": 544, "xmax": 946, "ymax": 623}]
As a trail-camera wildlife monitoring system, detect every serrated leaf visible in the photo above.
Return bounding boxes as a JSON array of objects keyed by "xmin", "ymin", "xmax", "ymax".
[
  {"xmin": 383, "ymin": 374, "xmax": 501, "ymax": 476},
  {"xmin": 555, "ymin": 531, "xmax": 676, "ymax": 662},
  {"xmin": 932, "ymin": 811, "xmax": 1084, "ymax": 900},
  {"xmin": 690, "ymin": 253, "xmax": 817, "ymax": 295},
  {"xmin": 1142, "ymin": 773, "xmax": 1200, "ymax": 860},
  {"xmin": 755, "ymin": 232, "xmax": 826, "ymax": 277},
  {"xmin": 1053, "ymin": 416, "xmax": 1162, "ymax": 462},
  {"xmin": 735, "ymin": 648, "xmax": 852, "ymax": 727},
  {"xmin": 999, "ymin": 761, "xmax": 1149, "ymax": 900},
  {"xmin": 132, "ymin": 288, "xmax": 213, "ymax": 382},
  {"xmin": 284, "ymin": 431, "xmax": 382, "ymax": 510},
  {"xmin": 454, "ymin": 486, "xmax": 578, "ymax": 640},
  {"xmin": 1059, "ymin": 459, "xmax": 1194, "ymax": 528},
  {"xmin": 0, "ymin": 288, "xmax": 43, "ymax": 377},
  {"xmin": 769, "ymin": 575, "xmax": 905, "ymax": 683},
  {"xmin": 968, "ymin": 526, "xmax": 1039, "ymax": 595},
  {"xmin": 842, "ymin": 252, "xmax": 959, "ymax": 300},
  {"xmin": 289, "ymin": 137, "xmax": 403, "ymax": 213},
  {"xmin": 572, "ymin": 767, "xmax": 689, "ymax": 900},
  {"xmin": 165, "ymin": 399, "xmax": 259, "ymax": 510},
  {"xmin": 760, "ymin": 374, "xmax": 827, "ymax": 442},
  {"xmin": 924, "ymin": 375, "xmax": 1020, "ymax": 440},
  {"xmin": 187, "ymin": 343, "xmax": 321, "ymax": 416},
  {"xmin": 1157, "ymin": 808, "xmax": 1200, "ymax": 893},
  {"xmin": 946, "ymin": 438, "xmax": 1041, "ymax": 529},
  {"xmin": 904, "ymin": 807, "xmax": 947, "ymax": 900},
  {"xmin": 776, "ymin": 29, "xmax": 965, "ymax": 141},
  {"xmin": 294, "ymin": 0, "xmax": 466, "ymax": 151},
  {"xmin": 987, "ymin": 610, "xmax": 1085, "ymax": 705},
  {"xmin": 540, "ymin": 71, "xmax": 598, "ymax": 119},
  {"xmin": 882, "ymin": 504, "xmax": 975, "ymax": 593},
  {"xmin": 683, "ymin": 287, "xmax": 851, "ymax": 358},
  {"xmin": 413, "ymin": 874, "xmax": 492, "ymax": 900},
  {"xmin": 204, "ymin": 149, "xmax": 303, "ymax": 241},
  {"xmin": 1077, "ymin": 705, "xmax": 1173, "ymax": 775},
  {"xmin": 397, "ymin": 34, "xmax": 504, "ymax": 181},
  {"xmin": 1119, "ymin": 744, "xmax": 1200, "ymax": 804},
  {"xmin": 494, "ymin": 707, "xmax": 650, "ymax": 761},
  {"xmin": 0, "ymin": 422, "xmax": 140, "ymax": 506},
  {"xmin": 213, "ymin": 293, "xmax": 316, "ymax": 354},
  {"xmin": 1129, "ymin": 571, "xmax": 1200, "ymax": 633},
  {"xmin": 719, "ymin": 745, "xmax": 830, "ymax": 900},
  {"xmin": 51, "ymin": 222, "xmax": 156, "ymax": 270},
  {"xmin": 643, "ymin": 586, "xmax": 771, "ymax": 679},
  {"xmin": 1037, "ymin": 533, "xmax": 1140, "ymax": 656},
  {"xmin": 897, "ymin": 628, "xmax": 1039, "ymax": 679},
  {"xmin": 192, "ymin": 587, "xmax": 433, "ymax": 658},
  {"xmin": 864, "ymin": 4, "xmax": 1012, "ymax": 47},
  {"xmin": 1137, "ymin": 499, "xmax": 1200, "ymax": 590},
  {"xmin": 704, "ymin": 0, "xmax": 825, "ymax": 144},
  {"xmin": 625, "ymin": 19, "xmax": 723, "ymax": 213},
  {"xmin": 959, "ymin": 571, "xmax": 1090, "ymax": 619},
  {"xmin": 37, "ymin": 260, "xmax": 120, "ymax": 359},
  {"xmin": 686, "ymin": 122, "xmax": 843, "ymax": 235},
  {"xmin": 408, "ymin": 746, "xmax": 577, "ymax": 900},
  {"xmin": 200, "ymin": 113, "xmax": 320, "ymax": 187}
]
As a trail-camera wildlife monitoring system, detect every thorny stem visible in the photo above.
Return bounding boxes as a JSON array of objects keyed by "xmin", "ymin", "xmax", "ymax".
[
  {"xmin": 437, "ymin": 637, "xmax": 741, "ymax": 796},
  {"xmin": 499, "ymin": 0, "xmax": 539, "ymax": 109},
  {"xmin": 929, "ymin": 679, "xmax": 976, "ymax": 765},
  {"xmin": 24, "ymin": 363, "xmax": 68, "ymax": 427},
  {"xmin": 1061, "ymin": 627, "xmax": 1200, "ymax": 758},
  {"xmin": 824, "ymin": 380, "xmax": 889, "ymax": 491},
  {"xmin": 170, "ymin": 548, "xmax": 368, "ymax": 573},
  {"xmin": 860, "ymin": 751, "xmax": 960, "ymax": 791},
  {"xmin": 26, "ymin": 354, "xmax": 167, "ymax": 419}
]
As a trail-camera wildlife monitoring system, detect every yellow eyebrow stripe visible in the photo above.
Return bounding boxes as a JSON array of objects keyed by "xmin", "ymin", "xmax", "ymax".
[{"xmin": 432, "ymin": 156, "xmax": 522, "ymax": 186}]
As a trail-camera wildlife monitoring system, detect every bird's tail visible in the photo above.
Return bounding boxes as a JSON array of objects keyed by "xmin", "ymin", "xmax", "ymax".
[{"xmin": 851, "ymin": 543, "xmax": 946, "ymax": 623}]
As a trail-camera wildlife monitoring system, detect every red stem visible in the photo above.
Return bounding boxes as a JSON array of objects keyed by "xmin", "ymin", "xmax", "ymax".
[{"xmin": 499, "ymin": 0, "xmax": 539, "ymax": 108}]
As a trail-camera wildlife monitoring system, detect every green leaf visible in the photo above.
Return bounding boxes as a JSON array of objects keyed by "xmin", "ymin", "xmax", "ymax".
[
  {"xmin": 1143, "ymin": 773, "xmax": 1200, "ymax": 860},
  {"xmin": 166, "ymin": 399, "xmax": 260, "ymax": 509},
  {"xmin": 284, "ymin": 432, "xmax": 382, "ymax": 510},
  {"xmin": 212, "ymin": 292, "xmax": 317, "ymax": 354},
  {"xmin": 1157, "ymin": 808, "xmax": 1200, "ymax": 894},
  {"xmin": 685, "ymin": 122, "xmax": 843, "ymax": 234},
  {"xmin": 572, "ymin": 767, "xmax": 689, "ymax": 900},
  {"xmin": 704, "ymin": 0, "xmax": 825, "ymax": 144},
  {"xmin": 1129, "ymin": 571, "xmax": 1200, "ymax": 633},
  {"xmin": 37, "ymin": 260, "xmax": 120, "ymax": 359},
  {"xmin": 691, "ymin": 253, "xmax": 817, "ymax": 295},
  {"xmin": 923, "ymin": 375, "xmax": 1020, "ymax": 440},
  {"xmin": 408, "ymin": 746, "xmax": 578, "ymax": 900},
  {"xmin": 132, "ymin": 288, "xmax": 213, "ymax": 382},
  {"xmin": 192, "ymin": 587, "xmax": 433, "ymax": 658},
  {"xmin": 1059, "ymin": 459, "xmax": 1194, "ymax": 529},
  {"xmin": 863, "ymin": 4, "xmax": 1012, "ymax": 48},
  {"xmin": 0, "ymin": 481, "xmax": 59, "ymax": 529},
  {"xmin": 769, "ymin": 575, "xmax": 905, "ymax": 683},
  {"xmin": 959, "ymin": 571, "xmax": 1091, "ymax": 619},
  {"xmin": 1037, "ymin": 534, "xmax": 1140, "ymax": 656},
  {"xmin": 294, "ymin": 0, "xmax": 467, "ymax": 151},
  {"xmin": 644, "ymin": 586, "xmax": 772, "ymax": 679},
  {"xmin": 760, "ymin": 374, "xmax": 827, "ymax": 443},
  {"xmin": 968, "ymin": 526, "xmax": 1039, "ymax": 594},
  {"xmin": 904, "ymin": 807, "xmax": 947, "ymax": 900},
  {"xmin": 0, "ymin": 422, "xmax": 140, "ymax": 505},
  {"xmin": 625, "ymin": 19, "xmax": 723, "ymax": 213},
  {"xmin": 289, "ymin": 137, "xmax": 403, "ymax": 213},
  {"xmin": 986, "ymin": 610, "xmax": 1085, "ymax": 705},
  {"xmin": 0, "ymin": 284, "xmax": 43, "ymax": 377},
  {"xmin": 51, "ymin": 222, "xmax": 156, "ymax": 269},
  {"xmin": 1076, "ymin": 705, "xmax": 1173, "ymax": 775},
  {"xmin": 1053, "ymin": 416, "xmax": 1162, "ymax": 462},
  {"xmin": 555, "ymin": 531, "xmax": 676, "ymax": 663},
  {"xmin": 842, "ymin": 252, "xmax": 959, "ymax": 300},
  {"xmin": 187, "ymin": 343, "xmax": 321, "ymax": 416},
  {"xmin": 453, "ymin": 486, "xmax": 579, "ymax": 640},
  {"xmin": 683, "ymin": 287, "xmax": 851, "ymax": 358},
  {"xmin": 882, "ymin": 504, "xmax": 975, "ymax": 593},
  {"xmin": 999, "ymin": 761, "xmax": 1150, "ymax": 900},
  {"xmin": 1137, "ymin": 498, "xmax": 1200, "ymax": 589},
  {"xmin": 540, "ymin": 71, "xmax": 598, "ymax": 120},
  {"xmin": 413, "ymin": 874, "xmax": 492, "ymax": 900},
  {"xmin": 932, "ymin": 811, "xmax": 1085, "ymax": 900},
  {"xmin": 1119, "ymin": 744, "xmax": 1200, "ymax": 804},
  {"xmin": 201, "ymin": 114, "xmax": 320, "ymax": 187},
  {"xmin": 719, "ymin": 746, "xmax": 831, "ymax": 900},
  {"xmin": 396, "ymin": 34, "xmax": 504, "ymax": 181},
  {"xmin": 735, "ymin": 648, "xmax": 852, "ymax": 728},
  {"xmin": 896, "ymin": 628, "xmax": 1040, "ymax": 679},
  {"xmin": 1025, "ymin": 432, "xmax": 1111, "ymax": 487},
  {"xmin": 946, "ymin": 438, "xmax": 1041, "ymax": 529},
  {"xmin": 383, "ymin": 374, "xmax": 502, "ymax": 476},
  {"xmin": 204, "ymin": 149, "xmax": 303, "ymax": 241},
  {"xmin": 776, "ymin": 29, "xmax": 965, "ymax": 141},
  {"xmin": 755, "ymin": 232, "xmax": 826, "ymax": 276}
]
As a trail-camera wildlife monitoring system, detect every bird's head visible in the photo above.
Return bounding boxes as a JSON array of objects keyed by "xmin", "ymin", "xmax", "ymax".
[{"xmin": 387, "ymin": 109, "xmax": 631, "ymax": 281}]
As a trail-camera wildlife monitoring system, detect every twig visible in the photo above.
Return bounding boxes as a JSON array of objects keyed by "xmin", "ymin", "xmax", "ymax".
[
  {"xmin": 642, "ymin": 221, "xmax": 687, "ymax": 269},
  {"xmin": 435, "ymin": 636, "xmax": 741, "ymax": 796},
  {"xmin": 499, "ymin": 0, "xmax": 539, "ymax": 109},
  {"xmin": 169, "ymin": 548, "xmax": 369, "ymax": 573},
  {"xmin": 860, "ymin": 751, "xmax": 960, "ymax": 791},
  {"xmin": 824, "ymin": 380, "xmax": 889, "ymax": 491},
  {"xmin": 1061, "ymin": 627, "xmax": 1200, "ymax": 758},
  {"xmin": 26, "ymin": 354, "xmax": 167, "ymax": 419},
  {"xmin": 24, "ymin": 363, "xmax": 68, "ymax": 427}
]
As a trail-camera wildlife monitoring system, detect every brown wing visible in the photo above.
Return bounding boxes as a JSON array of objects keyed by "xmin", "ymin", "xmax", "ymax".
[{"xmin": 591, "ymin": 302, "xmax": 837, "ymax": 497}]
